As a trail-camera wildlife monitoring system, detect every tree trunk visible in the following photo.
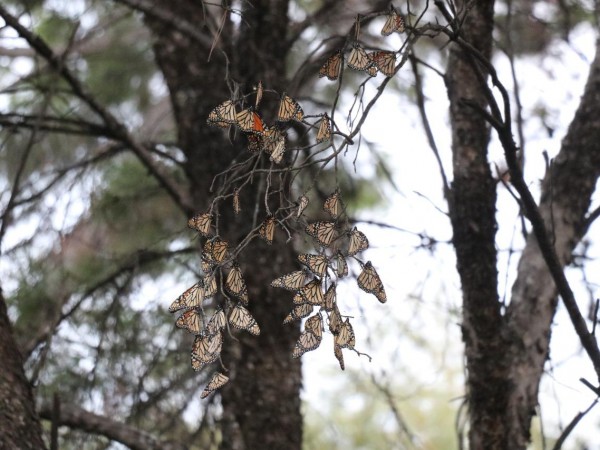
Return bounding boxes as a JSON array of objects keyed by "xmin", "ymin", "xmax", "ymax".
[
  {"xmin": 145, "ymin": 2, "xmax": 302, "ymax": 449},
  {"xmin": 0, "ymin": 290, "xmax": 47, "ymax": 450}
]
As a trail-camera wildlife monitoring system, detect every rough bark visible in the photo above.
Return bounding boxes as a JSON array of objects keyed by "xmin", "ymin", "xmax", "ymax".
[
  {"xmin": 505, "ymin": 38, "xmax": 600, "ymax": 449},
  {"xmin": 0, "ymin": 290, "xmax": 47, "ymax": 450},
  {"xmin": 145, "ymin": 2, "xmax": 302, "ymax": 449}
]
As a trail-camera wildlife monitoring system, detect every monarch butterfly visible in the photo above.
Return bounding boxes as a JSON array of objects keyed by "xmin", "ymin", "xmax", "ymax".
[
  {"xmin": 292, "ymin": 291, "xmax": 307, "ymax": 305},
  {"xmin": 206, "ymin": 308, "xmax": 227, "ymax": 335},
  {"xmin": 347, "ymin": 43, "xmax": 376, "ymax": 73},
  {"xmin": 169, "ymin": 282, "xmax": 204, "ymax": 313},
  {"xmin": 269, "ymin": 135, "xmax": 286, "ymax": 164},
  {"xmin": 319, "ymin": 51, "xmax": 343, "ymax": 81},
  {"xmin": 247, "ymin": 133, "xmax": 263, "ymax": 153},
  {"xmin": 271, "ymin": 270, "xmax": 308, "ymax": 290},
  {"xmin": 203, "ymin": 238, "xmax": 229, "ymax": 263},
  {"xmin": 176, "ymin": 309, "xmax": 203, "ymax": 335},
  {"xmin": 188, "ymin": 212, "xmax": 212, "ymax": 236},
  {"xmin": 336, "ymin": 252, "xmax": 348, "ymax": 278},
  {"xmin": 254, "ymin": 80, "xmax": 263, "ymax": 109},
  {"xmin": 259, "ymin": 215, "xmax": 276, "ymax": 244},
  {"xmin": 299, "ymin": 279, "xmax": 324, "ymax": 306},
  {"xmin": 323, "ymin": 190, "xmax": 342, "ymax": 219},
  {"xmin": 225, "ymin": 263, "xmax": 249, "ymax": 304},
  {"xmin": 201, "ymin": 257, "xmax": 215, "ymax": 274},
  {"xmin": 292, "ymin": 328, "xmax": 322, "ymax": 358},
  {"xmin": 236, "ymin": 107, "xmax": 266, "ymax": 134},
  {"xmin": 207, "ymin": 100, "xmax": 237, "ymax": 127},
  {"xmin": 305, "ymin": 221, "xmax": 337, "ymax": 247},
  {"xmin": 357, "ymin": 261, "xmax": 387, "ymax": 303},
  {"xmin": 192, "ymin": 332, "xmax": 223, "ymax": 365},
  {"xmin": 304, "ymin": 314, "xmax": 323, "ymax": 338},
  {"xmin": 283, "ymin": 303, "xmax": 314, "ymax": 324},
  {"xmin": 348, "ymin": 227, "xmax": 369, "ymax": 256},
  {"xmin": 277, "ymin": 93, "xmax": 304, "ymax": 122},
  {"xmin": 202, "ymin": 272, "xmax": 218, "ymax": 298},
  {"xmin": 369, "ymin": 50, "xmax": 396, "ymax": 77},
  {"xmin": 381, "ymin": 7, "xmax": 405, "ymax": 36},
  {"xmin": 298, "ymin": 253, "xmax": 328, "ymax": 277},
  {"xmin": 233, "ymin": 188, "xmax": 241, "ymax": 215},
  {"xmin": 296, "ymin": 195, "xmax": 309, "ymax": 219},
  {"xmin": 323, "ymin": 284, "xmax": 336, "ymax": 311},
  {"xmin": 334, "ymin": 318, "xmax": 356, "ymax": 349},
  {"xmin": 334, "ymin": 343, "xmax": 345, "ymax": 370},
  {"xmin": 229, "ymin": 303, "xmax": 260, "ymax": 335},
  {"xmin": 328, "ymin": 302, "xmax": 343, "ymax": 334},
  {"xmin": 316, "ymin": 113, "xmax": 332, "ymax": 143},
  {"xmin": 200, "ymin": 372, "xmax": 230, "ymax": 399}
]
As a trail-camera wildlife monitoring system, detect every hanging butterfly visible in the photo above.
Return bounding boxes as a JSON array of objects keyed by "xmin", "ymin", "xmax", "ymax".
[
  {"xmin": 357, "ymin": 261, "xmax": 387, "ymax": 303},
  {"xmin": 283, "ymin": 303, "xmax": 314, "ymax": 324},
  {"xmin": 201, "ymin": 257, "xmax": 215, "ymax": 274},
  {"xmin": 369, "ymin": 50, "xmax": 396, "ymax": 77},
  {"xmin": 200, "ymin": 372, "xmax": 230, "ymax": 399},
  {"xmin": 323, "ymin": 284, "xmax": 336, "ymax": 311},
  {"xmin": 296, "ymin": 195, "xmax": 309, "ymax": 219},
  {"xmin": 175, "ymin": 309, "xmax": 203, "ymax": 335},
  {"xmin": 169, "ymin": 281, "xmax": 204, "ymax": 313},
  {"xmin": 305, "ymin": 221, "xmax": 337, "ymax": 247},
  {"xmin": 292, "ymin": 330, "xmax": 322, "ymax": 358},
  {"xmin": 269, "ymin": 135, "xmax": 286, "ymax": 164},
  {"xmin": 335, "ymin": 252, "xmax": 348, "ymax": 278},
  {"xmin": 254, "ymin": 80, "xmax": 264, "ymax": 109},
  {"xmin": 292, "ymin": 291, "xmax": 307, "ymax": 305},
  {"xmin": 233, "ymin": 188, "xmax": 241, "ymax": 215},
  {"xmin": 247, "ymin": 133, "xmax": 263, "ymax": 153},
  {"xmin": 192, "ymin": 332, "xmax": 223, "ymax": 365},
  {"xmin": 202, "ymin": 272, "xmax": 218, "ymax": 298},
  {"xmin": 259, "ymin": 215, "xmax": 276, "ymax": 244},
  {"xmin": 347, "ymin": 43, "xmax": 377, "ymax": 76},
  {"xmin": 304, "ymin": 314, "xmax": 323, "ymax": 338},
  {"xmin": 334, "ymin": 319, "xmax": 356, "ymax": 349},
  {"xmin": 228, "ymin": 303, "xmax": 260, "ymax": 335},
  {"xmin": 316, "ymin": 113, "xmax": 332, "ymax": 143},
  {"xmin": 203, "ymin": 238, "xmax": 229, "ymax": 263},
  {"xmin": 225, "ymin": 263, "xmax": 249, "ymax": 304},
  {"xmin": 236, "ymin": 107, "xmax": 266, "ymax": 134},
  {"xmin": 347, "ymin": 227, "xmax": 369, "ymax": 256},
  {"xmin": 206, "ymin": 308, "xmax": 227, "ymax": 336},
  {"xmin": 207, "ymin": 100, "xmax": 237, "ymax": 127},
  {"xmin": 323, "ymin": 190, "xmax": 342, "ymax": 219},
  {"xmin": 298, "ymin": 279, "xmax": 325, "ymax": 306},
  {"xmin": 381, "ymin": 6, "xmax": 405, "ymax": 36},
  {"xmin": 277, "ymin": 93, "xmax": 304, "ymax": 122},
  {"xmin": 188, "ymin": 212, "xmax": 212, "ymax": 236},
  {"xmin": 328, "ymin": 302, "xmax": 343, "ymax": 334},
  {"xmin": 318, "ymin": 50, "xmax": 343, "ymax": 81},
  {"xmin": 298, "ymin": 253, "xmax": 328, "ymax": 278},
  {"xmin": 271, "ymin": 270, "xmax": 308, "ymax": 291},
  {"xmin": 334, "ymin": 343, "xmax": 345, "ymax": 370}
]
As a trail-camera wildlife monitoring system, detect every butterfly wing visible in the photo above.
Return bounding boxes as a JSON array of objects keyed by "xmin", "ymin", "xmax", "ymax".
[{"xmin": 200, "ymin": 372, "xmax": 230, "ymax": 399}]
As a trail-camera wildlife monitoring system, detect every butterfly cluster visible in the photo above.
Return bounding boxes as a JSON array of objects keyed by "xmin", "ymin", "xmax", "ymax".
[
  {"xmin": 318, "ymin": 7, "xmax": 405, "ymax": 81},
  {"xmin": 271, "ymin": 190, "xmax": 386, "ymax": 370}
]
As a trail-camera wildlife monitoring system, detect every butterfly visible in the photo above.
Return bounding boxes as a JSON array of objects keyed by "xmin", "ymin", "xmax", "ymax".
[
  {"xmin": 323, "ymin": 190, "xmax": 342, "ymax": 219},
  {"xmin": 357, "ymin": 261, "xmax": 387, "ymax": 303},
  {"xmin": 323, "ymin": 284, "xmax": 336, "ymax": 311},
  {"xmin": 176, "ymin": 309, "xmax": 203, "ymax": 335},
  {"xmin": 369, "ymin": 50, "xmax": 396, "ymax": 77},
  {"xmin": 271, "ymin": 270, "xmax": 308, "ymax": 291},
  {"xmin": 298, "ymin": 253, "xmax": 328, "ymax": 277},
  {"xmin": 334, "ymin": 343, "xmax": 345, "ymax": 370},
  {"xmin": 292, "ymin": 291, "xmax": 307, "ymax": 305},
  {"xmin": 206, "ymin": 308, "xmax": 227, "ymax": 336},
  {"xmin": 335, "ymin": 252, "xmax": 348, "ymax": 278},
  {"xmin": 347, "ymin": 43, "xmax": 377, "ymax": 76},
  {"xmin": 347, "ymin": 227, "xmax": 369, "ymax": 256},
  {"xmin": 254, "ymin": 80, "xmax": 264, "ymax": 109},
  {"xmin": 318, "ymin": 51, "xmax": 343, "ymax": 81},
  {"xmin": 225, "ymin": 263, "xmax": 249, "ymax": 304},
  {"xmin": 247, "ymin": 133, "xmax": 263, "ymax": 153},
  {"xmin": 283, "ymin": 303, "xmax": 314, "ymax": 324},
  {"xmin": 188, "ymin": 212, "xmax": 212, "ymax": 236},
  {"xmin": 305, "ymin": 221, "xmax": 337, "ymax": 247},
  {"xmin": 168, "ymin": 282, "xmax": 204, "ymax": 312},
  {"xmin": 259, "ymin": 215, "xmax": 276, "ymax": 244},
  {"xmin": 201, "ymin": 257, "xmax": 215, "ymax": 274},
  {"xmin": 304, "ymin": 314, "xmax": 323, "ymax": 338},
  {"xmin": 236, "ymin": 107, "xmax": 266, "ymax": 134},
  {"xmin": 207, "ymin": 100, "xmax": 237, "ymax": 127},
  {"xmin": 229, "ymin": 303, "xmax": 260, "ymax": 335},
  {"xmin": 296, "ymin": 195, "xmax": 309, "ymax": 219},
  {"xmin": 202, "ymin": 272, "xmax": 218, "ymax": 298},
  {"xmin": 298, "ymin": 279, "xmax": 324, "ymax": 306},
  {"xmin": 328, "ymin": 302, "xmax": 343, "ymax": 334},
  {"xmin": 334, "ymin": 319, "xmax": 355, "ymax": 349},
  {"xmin": 292, "ymin": 330, "xmax": 322, "ymax": 358},
  {"xmin": 203, "ymin": 238, "xmax": 229, "ymax": 263},
  {"xmin": 192, "ymin": 332, "xmax": 223, "ymax": 366},
  {"xmin": 200, "ymin": 372, "xmax": 230, "ymax": 399},
  {"xmin": 277, "ymin": 93, "xmax": 304, "ymax": 122},
  {"xmin": 233, "ymin": 188, "xmax": 241, "ymax": 215},
  {"xmin": 269, "ymin": 135, "xmax": 286, "ymax": 164},
  {"xmin": 381, "ymin": 7, "xmax": 405, "ymax": 36},
  {"xmin": 316, "ymin": 113, "xmax": 331, "ymax": 143}
]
